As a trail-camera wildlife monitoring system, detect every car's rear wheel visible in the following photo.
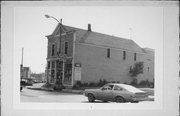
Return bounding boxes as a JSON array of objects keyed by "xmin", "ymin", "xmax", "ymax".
[
  {"xmin": 115, "ymin": 96, "xmax": 125, "ymax": 103},
  {"xmin": 88, "ymin": 93, "xmax": 95, "ymax": 102}
]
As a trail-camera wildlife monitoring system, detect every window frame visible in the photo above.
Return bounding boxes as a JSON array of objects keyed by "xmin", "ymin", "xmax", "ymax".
[
  {"xmin": 107, "ymin": 48, "xmax": 110, "ymax": 58},
  {"xmin": 51, "ymin": 44, "xmax": 55, "ymax": 56},
  {"xmin": 123, "ymin": 51, "xmax": 126, "ymax": 60},
  {"xmin": 65, "ymin": 41, "xmax": 68, "ymax": 55},
  {"xmin": 134, "ymin": 53, "xmax": 137, "ymax": 61}
]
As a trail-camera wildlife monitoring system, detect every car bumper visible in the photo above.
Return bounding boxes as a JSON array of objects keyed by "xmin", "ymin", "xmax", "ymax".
[
  {"xmin": 132, "ymin": 97, "xmax": 150, "ymax": 102},
  {"xmin": 83, "ymin": 92, "xmax": 88, "ymax": 97}
]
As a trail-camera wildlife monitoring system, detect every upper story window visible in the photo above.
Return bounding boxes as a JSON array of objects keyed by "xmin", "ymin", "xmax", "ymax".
[
  {"xmin": 48, "ymin": 61, "xmax": 50, "ymax": 69},
  {"xmin": 51, "ymin": 61, "xmax": 55, "ymax": 69},
  {"xmin": 134, "ymin": 53, "xmax": 137, "ymax": 61},
  {"xmin": 51, "ymin": 44, "xmax": 55, "ymax": 56},
  {"xmin": 107, "ymin": 48, "xmax": 110, "ymax": 58},
  {"xmin": 147, "ymin": 67, "xmax": 150, "ymax": 72},
  {"xmin": 123, "ymin": 51, "xmax": 126, "ymax": 60},
  {"xmin": 65, "ymin": 42, "xmax": 68, "ymax": 55}
]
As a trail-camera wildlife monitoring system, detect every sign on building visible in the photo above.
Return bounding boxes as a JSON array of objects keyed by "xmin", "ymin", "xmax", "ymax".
[{"xmin": 74, "ymin": 63, "xmax": 81, "ymax": 81}]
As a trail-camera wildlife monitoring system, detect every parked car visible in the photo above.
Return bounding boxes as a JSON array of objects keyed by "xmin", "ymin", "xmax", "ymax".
[
  {"xmin": 20, "ymin": 85, "xmax": 23, "ymax": 91},
  {"xmin": 84, "ymin": 83, "xmax": 149, "ymax": 103},
  {"xmin": 21, "ymin": 80, "xmax": 33, "ymax": 86}
]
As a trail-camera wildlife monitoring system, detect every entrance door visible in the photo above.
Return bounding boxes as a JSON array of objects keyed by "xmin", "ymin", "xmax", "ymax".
[
  {"xmin": 64, "ymin": 63, "xmax": 72, "ymax": 85},
  {"xmin": 56, "ymin": 61, "xmax": 63, "ymax": 86}
]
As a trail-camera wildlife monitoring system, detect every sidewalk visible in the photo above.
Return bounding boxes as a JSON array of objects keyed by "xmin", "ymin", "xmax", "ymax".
[{"xmin": 27, "ymin": 84, "xmax": 84, "ymax": 94}]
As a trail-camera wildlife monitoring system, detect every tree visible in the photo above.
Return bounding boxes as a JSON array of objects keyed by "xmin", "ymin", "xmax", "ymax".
[{"xmin": 129, "ymin": 62, "xmax": 144, "ymax": 77}]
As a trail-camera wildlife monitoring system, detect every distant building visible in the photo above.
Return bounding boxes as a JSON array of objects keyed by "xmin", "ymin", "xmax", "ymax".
[
  {"xmin": 45, "ymin": 23, "xmax": 154, "ymax": 88},
  {"xmin": 21, "ymin": 66, "xmax": 31, "ymax": 79},
  {"xmin": 31, "ymin": 73, "xmax": 46, "ymax": 82}
]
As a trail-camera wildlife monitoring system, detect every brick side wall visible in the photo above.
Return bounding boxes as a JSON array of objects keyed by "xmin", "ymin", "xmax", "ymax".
[{"xmin": 74, "ymin": 43, "xmax": 154, "ymax": 84}]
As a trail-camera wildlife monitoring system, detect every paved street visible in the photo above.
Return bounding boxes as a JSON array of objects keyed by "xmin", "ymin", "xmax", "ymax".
[
  {"xmin": 21, "ymin": 83, "xmax": 87, "ymax": 103},
  {"xmin": 21, "ymin": 88, "xmax": 88, "ymax": 103},
  {"xmin": 21, "ymin": 83, "xmax": 154, "ymax": 103}
]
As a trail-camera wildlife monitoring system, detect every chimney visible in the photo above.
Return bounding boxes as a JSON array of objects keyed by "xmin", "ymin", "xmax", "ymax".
[{"xmin": 88, "ymin": 24, "xmax": 91, "ymax": 31}]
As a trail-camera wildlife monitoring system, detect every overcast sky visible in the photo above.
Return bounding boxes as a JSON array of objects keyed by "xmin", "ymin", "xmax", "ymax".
[{"xmin": 14, "ymin": 6, "xmax": 163, "ymax": 73}]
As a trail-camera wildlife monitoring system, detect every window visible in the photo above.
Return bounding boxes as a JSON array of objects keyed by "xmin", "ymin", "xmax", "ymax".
[
  {"xmin": 102, "ymin": 85, "xmax": 113, "ymax": 90},
  {"xmin": 107, "ymin": 48, "xmax": 110, "ymax": 58},
  {"xmin": 114, "ymin": 85, "xmax": 124, "ymax": 91},
  {"xmin": 52, "ymin": 44, "xmax": 55, "ymax": 56},
  {"xmin": 147, "ymin": 67, "xmax": 150, "ymax": 72},
  {"xmin": 48, "ymin": 61, "xmax": 50, "ymax": 69},
  {"xmin": 123, "ymin": 51, "xmax": 126, "ymax": 60},
  {"xmin": 134, "ymin": 53, "xmax": 137, "ymax": 61},
  {"xmin": 50, "ymin": 70, "xmax": 55, "ymax": 83},
  {"xmin": 65, "ymin": 42, "xmax": 68, "ymax": 55},
  {"xmin": 52, "ymin": 61, "xmax": 55, "ymax": 69}
]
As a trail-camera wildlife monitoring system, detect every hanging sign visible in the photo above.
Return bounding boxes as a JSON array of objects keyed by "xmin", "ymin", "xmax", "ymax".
[{"xmin": 74, "ymin": 63, "xmax": 81, "ymax": 80}]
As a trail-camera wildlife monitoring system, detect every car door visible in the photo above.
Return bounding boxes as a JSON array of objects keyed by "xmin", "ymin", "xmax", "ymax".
[
  {"xmin": 98, "ymin": 85, "xmax": 114, "ymax": 100},
  {"xmin": 113, "ymin": 85, "xmax": 129, "ymax": 99}
]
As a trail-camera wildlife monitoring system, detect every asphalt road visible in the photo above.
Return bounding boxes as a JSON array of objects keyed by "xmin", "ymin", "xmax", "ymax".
[
  {"xmin": 21, "ymin": 87, "xmax": 88, "ymax": 103},
  {"xmin": 21, "ymin": 83, "xmax": 154, "ymax": 103}
]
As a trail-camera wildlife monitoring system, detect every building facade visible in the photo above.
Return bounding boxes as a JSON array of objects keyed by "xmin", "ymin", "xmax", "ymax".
[{"xmin": 45, "ymin": 23, "xmax": 154, "ymax": 88}]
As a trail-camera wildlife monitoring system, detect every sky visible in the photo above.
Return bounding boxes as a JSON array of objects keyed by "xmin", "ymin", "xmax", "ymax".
[{"xmin": 14, "ymin": 6, "xmax": 163, "ymax": 73}]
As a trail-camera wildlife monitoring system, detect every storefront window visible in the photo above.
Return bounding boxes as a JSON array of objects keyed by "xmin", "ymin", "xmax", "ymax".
[
  {"xmin": 52, "ymin": 61, "xmax": 55, "ymax": 68},
  {"xmin": 48, "ymin": 61, "xmax": 50, "ymax": 69},
  {"xmin": 50, "ymin": 70, "xmax": 55, "ymax": 83}
]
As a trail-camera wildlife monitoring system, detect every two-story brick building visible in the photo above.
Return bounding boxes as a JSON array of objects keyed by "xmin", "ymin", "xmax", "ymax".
[{"xmin": 45, "ymin": 23, "xmax": 154, "ymax": 88}]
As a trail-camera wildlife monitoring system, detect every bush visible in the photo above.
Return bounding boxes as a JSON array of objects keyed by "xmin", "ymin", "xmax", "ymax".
[
  {"xmin": 139, "ymin": 80, "xmax": 147, "ymax": 86},
  {"xmin": 139, "ymin": 80, "xmax": 154, "ymax": 88},
  {"xmin": 76, "ymin": 81, "xmax": 82, "ymax": 87},
  {"xmin": 130, "ymin": 79, "xmax": 138, "ymax": 86},
  {"xmin": 97, "ymin": 79, "xmax": 108, "ymax": 87},
  {"xmin": 89, "ymin": 82, "xmax": 96, "ymax": 87},
  {"xmin": 72, "ymin": 79, "xmax": 109, "ymax": 89},
  {"xmin": 82, "ymin": 82, "xmax": 89, "ymax": 87},
  {"xmin": 72, "ymin": 81, "xmax": 83, "ymax": 89}
]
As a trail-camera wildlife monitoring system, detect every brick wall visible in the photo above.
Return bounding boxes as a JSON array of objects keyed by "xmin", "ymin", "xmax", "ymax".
[{"xmin": 74, "ymin": 43, "xmax": 154, "ymax": 84}]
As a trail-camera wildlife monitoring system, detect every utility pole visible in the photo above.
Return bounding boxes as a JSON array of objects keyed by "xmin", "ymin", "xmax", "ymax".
[
  {"xmin": 20, "ymin": 48, "xmax": 24, "ymax": 81},
  {"xmin": 21, "ymin": 48, "xmax": 24, "ymax": 66}
]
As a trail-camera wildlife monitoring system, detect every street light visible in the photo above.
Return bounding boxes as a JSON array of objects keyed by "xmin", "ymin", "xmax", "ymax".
[
  {"xmin": 45, "ymin": 14, "xmax": 64, "ymax": 89},
  {"xmin": 45, "ymin": 14, "xmax": 62, "ymax": 54}
]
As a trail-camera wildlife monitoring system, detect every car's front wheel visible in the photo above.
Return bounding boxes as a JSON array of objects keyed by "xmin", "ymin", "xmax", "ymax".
[
  {"xmin": 88, "ymin": 93, "xmax": 95, "ymax": 102},
  {"xmin": 115, "ymin": 96, "xmax": 125, "ymax": 103}
]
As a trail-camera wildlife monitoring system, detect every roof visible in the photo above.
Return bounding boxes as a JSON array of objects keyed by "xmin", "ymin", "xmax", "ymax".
[
  {"xmin": 142, "ymin": 48, "xmax": 155, "ymax": 54},
  {"xmin": 107, "ymin": 83, "xmax": 144, "ymax": 93},
  {"xmin": 49, "ymin": 23, "xmax": 144, "ymax": 53}
]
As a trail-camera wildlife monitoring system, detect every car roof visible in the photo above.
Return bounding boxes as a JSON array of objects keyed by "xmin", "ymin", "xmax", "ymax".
[{"xmin": 106, "ymin": 83, "xmax": 144, "ymax": 93}]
